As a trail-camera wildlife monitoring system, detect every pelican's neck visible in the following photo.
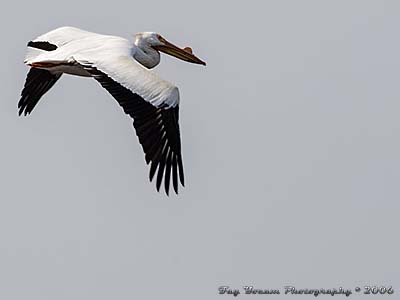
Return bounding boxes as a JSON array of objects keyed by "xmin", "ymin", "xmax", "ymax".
[{"xmin": 133, "ymin": 42, "xmax": 160, "ymax": 69}]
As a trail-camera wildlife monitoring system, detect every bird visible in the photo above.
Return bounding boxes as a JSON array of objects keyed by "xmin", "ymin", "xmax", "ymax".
[{"xmin": 18, "ymin": 26, "xmax": 206, "ymax": 195}]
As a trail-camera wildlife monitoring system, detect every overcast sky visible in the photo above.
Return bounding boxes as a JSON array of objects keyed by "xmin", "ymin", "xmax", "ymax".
[{"xmin": 0, "ymin": 1, "xmax": 399, "ymax": 299}]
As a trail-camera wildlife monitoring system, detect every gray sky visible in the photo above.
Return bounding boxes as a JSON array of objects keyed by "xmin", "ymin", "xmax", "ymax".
[{"xmin": 1, "ymin": 1, "xmax": 399, "ymax": 299}]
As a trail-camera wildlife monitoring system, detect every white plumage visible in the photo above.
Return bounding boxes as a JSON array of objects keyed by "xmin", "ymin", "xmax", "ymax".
[
  {"xmin": 19, "ymin": 26, "xmax": 206, "ymax": 195},
  {"xmin": 25, "ymin": 27, "xmax": 180, "ymax": 108}
]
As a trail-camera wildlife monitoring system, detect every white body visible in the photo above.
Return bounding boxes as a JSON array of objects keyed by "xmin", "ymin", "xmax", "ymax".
[{"xmin": 25, "ymin": 26, "xmax": 180, "ymax": 108}]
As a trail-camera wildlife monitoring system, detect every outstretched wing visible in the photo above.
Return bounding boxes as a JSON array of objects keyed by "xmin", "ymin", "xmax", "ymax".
[
  {"xmin": 78, "ymin": 56, "xmax": 184, "ymax": 195},
  {"xmin": 19, "ymin": 39, "xmax": 61, "ymax": 116}
]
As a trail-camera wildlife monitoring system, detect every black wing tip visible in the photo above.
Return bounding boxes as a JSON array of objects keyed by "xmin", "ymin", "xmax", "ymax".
[
  {"xmin": 18, "ymin": 68, "xmax": 61, "ymax": 116},
  {"xmin": 148, "ymin": 158, "xmax": 183, "ymax": 195},
  {"xmin": 18, "ymin": 100, "xmax": 32, "ymax": 116},
  {"xmin": 18, "ymin": 101, "xmax": 28, "ymax": 116}
]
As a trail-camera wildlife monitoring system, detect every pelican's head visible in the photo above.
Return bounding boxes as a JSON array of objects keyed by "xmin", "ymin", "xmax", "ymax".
[{"xmin": 134, "ymin": 32, "xmax": 206, "ymax": 66}]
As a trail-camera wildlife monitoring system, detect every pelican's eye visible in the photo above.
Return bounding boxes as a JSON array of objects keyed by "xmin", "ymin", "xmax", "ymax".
[{"xmin": 157, "ymin": 35, "xmax": 167, "ymax": 44}]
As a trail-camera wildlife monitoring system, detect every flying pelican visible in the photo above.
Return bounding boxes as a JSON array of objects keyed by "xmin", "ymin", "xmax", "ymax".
[{"xmin": 18, "ymin": 26, "xmax": 206, "ymax": 195}]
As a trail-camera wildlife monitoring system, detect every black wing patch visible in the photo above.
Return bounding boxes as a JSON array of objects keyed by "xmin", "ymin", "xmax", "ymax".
[
  {"xmin": 18, "ymin": 68, "xmax": 62, "ymax": 116},
  {"xmin": 27, "ymin": 41, "xmax": 57, "ymax": 51},
  {"xmin": 82, "ymin": 65, "xmax": 184, "ymax": 195}
]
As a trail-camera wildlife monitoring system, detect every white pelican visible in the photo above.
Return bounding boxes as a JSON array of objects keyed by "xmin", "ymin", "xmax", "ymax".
[{"xmin": 18, "ymin": 26, "xmax": 206, "ymax": 195}]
